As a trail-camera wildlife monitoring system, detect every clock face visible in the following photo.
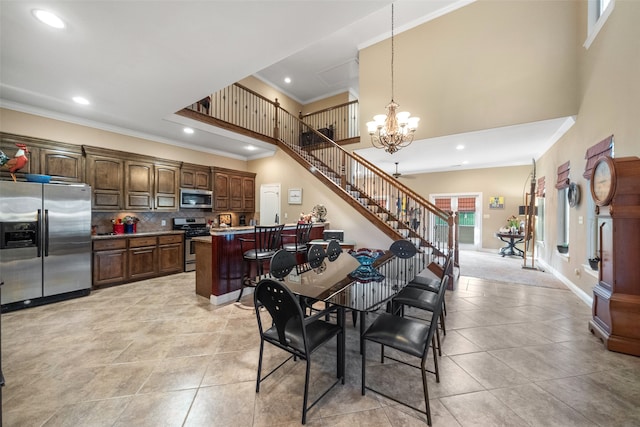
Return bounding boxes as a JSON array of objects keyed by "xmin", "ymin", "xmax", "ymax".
[{"xmin": 591, "ymin": 157, "xmax": 615, "ymax": 206}]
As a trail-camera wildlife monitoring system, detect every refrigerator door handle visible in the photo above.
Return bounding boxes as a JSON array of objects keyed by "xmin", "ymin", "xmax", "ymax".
[
  {"xmin": 37, "ymin": 209, "xmax": 43, "ymax": 258},
  {"xmin": 44, "ymin": 209, "xmax": 50, "ymax": 257}
]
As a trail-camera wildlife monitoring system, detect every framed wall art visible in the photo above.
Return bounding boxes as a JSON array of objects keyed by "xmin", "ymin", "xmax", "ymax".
[{"xmin": 288, "ymin": 188, "xmax": 302, "ymax": 205}]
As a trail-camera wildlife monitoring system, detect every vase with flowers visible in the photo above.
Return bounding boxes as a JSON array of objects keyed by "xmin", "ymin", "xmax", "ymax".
[{"xmin": 507, "ymin": 215, "xmax": 519, "ymax": 234}]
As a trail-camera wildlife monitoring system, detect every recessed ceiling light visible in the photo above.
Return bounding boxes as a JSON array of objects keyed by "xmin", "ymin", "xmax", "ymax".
[
  {"xmin": 462, "ymin": 160, "xmax": 469, "ymax": 165},
  {"xmin": 456, "ymin": 144, "xmax": 465, "ymax": 150},
  {"xmin": 246, "ymin": 145, "xmax": 257, "ymax": 151},
  {"xmin": 183, "ymin": 127, "xmax": 194, "ymax": 134},
  {"xmin": 32, "ymin": 9, "xmax": 65, "ymax": 29},
  {"xmin": 72, "ymin": 96, "xmax": 90, "ymax": 105},
  {"xmin": 284, "ymin": 77, "xmax": 291, "ymax": 84}
]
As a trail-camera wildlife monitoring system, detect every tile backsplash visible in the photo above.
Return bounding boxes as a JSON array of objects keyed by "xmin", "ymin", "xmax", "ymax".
[{"xmin": 91, "ymin": 211, "xmax": 254, "ymax": 234}]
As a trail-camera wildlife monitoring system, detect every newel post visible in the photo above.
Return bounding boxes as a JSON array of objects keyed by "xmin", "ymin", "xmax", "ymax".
[{"xmin": 274, "ymin": 98, "xmax": 280, "ymax": 140}]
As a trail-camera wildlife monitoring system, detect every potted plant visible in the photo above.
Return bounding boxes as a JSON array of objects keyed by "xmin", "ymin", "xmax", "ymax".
[
  {"xmin": 588, "ymin": 256, "xmax": 600, "ymax": 270},
  {"xmin": 557, "ymin": 243, "xmax": 569, "ymax": 254}
]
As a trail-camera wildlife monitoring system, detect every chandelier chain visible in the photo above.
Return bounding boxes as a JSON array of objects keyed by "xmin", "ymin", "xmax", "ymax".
[{"xmin": 391, "ymin": 2, "xmax": 394, "ymax": 101}]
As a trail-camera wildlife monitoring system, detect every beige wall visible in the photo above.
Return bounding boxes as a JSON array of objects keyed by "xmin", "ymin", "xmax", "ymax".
[
  {"xmin": 301, "ymin": 92, "xmax": 351, "ymax": 115},
  {"xmin": 0, "ymin": 108, "xmax": 247, "ymax": 170},
  {"xmin": 533, "ymin": 0, "xmax": 640, "ymax": 296},
  {"xmin": 356, "ymin": 0, "xmax": 579, "ymax": 152}
]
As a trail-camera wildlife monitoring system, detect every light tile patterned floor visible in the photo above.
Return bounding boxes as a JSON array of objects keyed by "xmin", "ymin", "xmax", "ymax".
[{"xmin": 2, "ymin": 269, "xmax": 640, "ymax": 426}]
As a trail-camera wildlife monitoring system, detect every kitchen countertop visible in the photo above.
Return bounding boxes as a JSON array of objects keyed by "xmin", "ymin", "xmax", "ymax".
[
  {"xmin": 92, "ymin": 230, "xmax": 185, "ymax": 240},
  {"xmin": 193, "ymin": 222, "xmax": 327, "ymax": 241}
]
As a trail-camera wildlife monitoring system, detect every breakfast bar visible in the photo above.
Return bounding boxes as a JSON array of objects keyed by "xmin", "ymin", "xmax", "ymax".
[{"xmin": 193, "ymin": 223, "xmax": 326, "ymax": 304}]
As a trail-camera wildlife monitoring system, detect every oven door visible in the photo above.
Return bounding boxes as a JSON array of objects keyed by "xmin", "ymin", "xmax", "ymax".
[{"xmin": 184, "ymin": 237, "xmax": 197, "ymax": 271}]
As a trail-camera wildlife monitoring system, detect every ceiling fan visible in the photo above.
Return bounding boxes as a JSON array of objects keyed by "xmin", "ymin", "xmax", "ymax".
[{"xmin": 392, "ymin": 162, "xmax": 414, "ymax": 179}]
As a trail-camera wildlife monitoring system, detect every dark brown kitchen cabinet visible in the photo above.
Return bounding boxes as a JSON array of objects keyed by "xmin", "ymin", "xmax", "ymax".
[
  {"xmin": 214, "ymin": 171, "xmax": 230, "ymax": 211},
  {"xmin": 92, "ymin": 239, "xmax": 128, "ymax": 287},
  {"xmin": 181, "ymin": 163, "xmax": 211, "ymax": 190},
  {"xmin": 125, "ymin": 160, "xmax": 154, "ymax": 210},
  {"xmin": 92, "ymin": 233, "xmax": 184, "ymax": 288},
  {"xmin": 154, "ymin": 163, "xmax": 180, "ymax": 210},
  {"xmin": 158, "ymin": 234, "xmax": 184, "ymax": 274},
  {"xmin": 212, "ymin": 167, "xmax": 256, "ymax": 213},
  {"xmin": 128, "ymin": 236, "xmax": 158, "ymax": 280},
  {"xmin": 242, "ymin": 175, "xmax": 255, "ymax": 211},
  {"xmin": 1, "ymin": 132, "xmax": 84, "ymax": 183},
  {"xmin": 84, "ymin": 148, "xmax": 124, "ymax": 211}
]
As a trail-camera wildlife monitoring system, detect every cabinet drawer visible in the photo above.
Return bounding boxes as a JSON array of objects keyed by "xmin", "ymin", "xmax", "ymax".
[
  {"xmin": 93, "ymin": 239, "xmax": 127, "ymax": 251},
  {"xmin": 159, "ymin": 234, "xmax": 183, "ymax": 245},
  {"xmin": 129, "ymin": 236, "xmax": 158, "ymax": 248}
]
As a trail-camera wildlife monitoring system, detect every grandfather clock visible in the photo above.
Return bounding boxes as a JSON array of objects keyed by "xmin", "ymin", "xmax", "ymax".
[{"xmin": 588, "ymin": 156, "xmax": 640, "ymax": 356}]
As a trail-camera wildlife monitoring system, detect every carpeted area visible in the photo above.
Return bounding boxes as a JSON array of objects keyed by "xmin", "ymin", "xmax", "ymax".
[{"xmin": 458, "ymin": 249, "xmax": 566, "ymax": 289}]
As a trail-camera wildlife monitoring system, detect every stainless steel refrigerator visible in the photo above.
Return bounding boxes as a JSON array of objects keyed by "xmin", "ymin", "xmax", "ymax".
[{"xmin": 0, "ymin": 181, "xmax": 92, "ymax": 310}]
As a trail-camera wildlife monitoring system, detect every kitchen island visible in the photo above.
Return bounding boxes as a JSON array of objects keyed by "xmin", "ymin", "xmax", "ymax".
[{"xmin": 193, "ymin": 223, "xmax": 326, "ymax": 304}]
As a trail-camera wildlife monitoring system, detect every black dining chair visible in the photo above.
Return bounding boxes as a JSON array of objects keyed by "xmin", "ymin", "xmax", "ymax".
[
  {"xmin": 361, "ymin": 275, "xmax": 449, "ymax": 427},
  {"xmin": 306, "ymin": 244, "xmax": 326, "ymax": 269},
  {"xmin": 282, "ymin": 222, "xmax": 314, "ymax": 260},
  {"xmin": 326, "ymin": 239, "xmax": 342, "ymax": 261},
  {"xmin": 269, "ymin": 249, "xmax": 297, "ymax": 280},
  {"xmin": 237, "ymin": 224, "xmax": 284, "ymax": 302},
  {"xmin": 405, "ymin": 253, "xmax": 453, "ymax": 317},
  {"xmin": 254, "ymin": 278, "xmax": 344, "ymax": 425}
]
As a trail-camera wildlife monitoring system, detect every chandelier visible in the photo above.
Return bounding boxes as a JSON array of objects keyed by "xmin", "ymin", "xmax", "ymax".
[{"xmin": 366, "ymin": 3, "xmax": 419, "ymax": 154}]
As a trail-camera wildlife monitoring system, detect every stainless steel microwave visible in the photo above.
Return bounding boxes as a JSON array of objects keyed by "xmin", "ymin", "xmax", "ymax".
[{"xmin": 180, "ymin": 188, "xmax": 213, "ymax": 209}]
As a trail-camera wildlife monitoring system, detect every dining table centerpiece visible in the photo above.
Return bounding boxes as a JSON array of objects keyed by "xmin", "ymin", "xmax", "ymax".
[{"xmin": 347, "ymin": 248, "xmax": 385, "ymax": 283}]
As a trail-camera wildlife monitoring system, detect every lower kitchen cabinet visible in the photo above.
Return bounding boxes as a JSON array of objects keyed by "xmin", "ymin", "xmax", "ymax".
[
  {"xmin": 158, "ymin": 235, "xmax": 184, "ymax": 274},
  {"xmin": 128, "ymin": 236, "xmax": 158, "ymax": 280},
  {"xmin": 92, "ymin": 233, "xmax": 183, "ymax": 288},
  {"xmin": 92, "ymin": 239, "xmax": 128, "ymax": 287}
]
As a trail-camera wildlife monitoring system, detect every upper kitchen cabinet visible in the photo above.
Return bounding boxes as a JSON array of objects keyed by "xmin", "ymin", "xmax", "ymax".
[
  {"xmin": 84, "ymin": 147, "xmax": 124, "ymax": 211},
  {"xmin": 181, "ymin": 163, "xmax": 211, "ymax": 190},
  {"xmin": 212, "ymin": 167, "xmax": 256, "ymax": 213},
  {"xmin": 154, "ymin": 161, "xmax": 180, "ymax": 210},
  {"xmin": 125, "ymin": 158, "xmax": 180, "ymax": 211},
  {"xmin": 125, "ymin": 159, "xmax": 154, "ymax": 210},
  {"xmin": 1, "ymin": 132, "xmax": 84, "ymax": 183}
]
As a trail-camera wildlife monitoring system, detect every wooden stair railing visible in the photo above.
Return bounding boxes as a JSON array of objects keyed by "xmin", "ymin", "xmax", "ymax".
[{"xmin": 178, "ymin": 83, "xmax": 459, "ymax": 274}]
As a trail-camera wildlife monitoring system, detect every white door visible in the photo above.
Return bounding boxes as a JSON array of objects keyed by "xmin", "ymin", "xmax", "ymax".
[
  {"xmin": 430, "ymin": 193, "xmax": 482, "ymax": 250},
  {"xmin": 260, "ymin": 183, "xmax": 281, "ymax": 225}
]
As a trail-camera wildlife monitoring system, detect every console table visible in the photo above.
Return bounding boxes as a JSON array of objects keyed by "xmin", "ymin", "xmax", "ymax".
[{"xmin": 495, "ymin": 232, "xmax": 524, "ymax": 257}]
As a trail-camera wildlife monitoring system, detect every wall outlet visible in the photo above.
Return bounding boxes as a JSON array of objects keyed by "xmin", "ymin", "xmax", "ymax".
[
  {"xmin": 284, "ymin": 213, "xmax": 288, "ymax": 219},
  {"xmin": 161, "ymin": 220, "xmax": 166, "ymax": 226}
]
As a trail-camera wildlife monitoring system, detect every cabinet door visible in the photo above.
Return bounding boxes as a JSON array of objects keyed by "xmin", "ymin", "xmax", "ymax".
[
  {"xmin": 158, "ymin": 242, "xmax": 183, "ymax": 274},
  {"xmin": 229, "ymin": 175, "xmax": 243, "ymax": 211},
  {"xmin": 242, "ymin": 176, "xmax": 255, "ymax": 212},
  {"xmin": 181, "ymin": 169, "xmax": 197, "ymax": 188},
  {"xmin": 128, "ymin": 246, "xmax": 158, "ymax": 280},
  {"xmin": 155, "ymin": 164, "xmax": 179, "ymax": 211},
  {"xmin": 39, "ymin": 147, "xmax": 84, "ymax": 183},
  {"xmin": 194, "ymin": 170, "xmax": 210, "ymax": 190},
  {"xmin": 93, "ymin": 249, "xmax": 127, "ymax": 286},
  {"xmin": 86, "ymin": 155, "xmax": 124, "ymax": 211},
  {"xmin": 214, "ymin": 172, "xmax": 230, "ymax": 211},
  {"xmin": 125, "ymin": 160, "xmax": 154, "ymax": 210}
]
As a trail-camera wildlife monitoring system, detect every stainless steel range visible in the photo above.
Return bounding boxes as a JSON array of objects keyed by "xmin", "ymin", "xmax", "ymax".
[{"xmin": 173, "ymin": 218, "xmax": 209, "ymax": 272}]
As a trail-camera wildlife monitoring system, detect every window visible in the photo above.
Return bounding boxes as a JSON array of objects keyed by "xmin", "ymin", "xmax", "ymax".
[
  {"xmin": 585, "ymin": 0, "xmax": 615, "ymax": 49},
  {"xmin": 555, "ymin": 162, "xmax": 571, "ymax": 252}
]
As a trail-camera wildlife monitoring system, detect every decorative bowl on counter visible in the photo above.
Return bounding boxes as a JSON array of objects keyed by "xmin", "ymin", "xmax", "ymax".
[{"xmin": 25, "ymin": 174, "xmax": 51, "ymax": 183}]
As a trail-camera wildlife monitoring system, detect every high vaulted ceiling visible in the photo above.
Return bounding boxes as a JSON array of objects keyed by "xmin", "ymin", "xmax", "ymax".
[{"xmin": 1, "ymin": 0, "xmax": 572, "ymax": 175}]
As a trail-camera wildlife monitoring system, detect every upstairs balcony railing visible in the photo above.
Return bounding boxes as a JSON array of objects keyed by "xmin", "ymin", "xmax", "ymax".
[{"xmin": 180, "ymin": 83, "xmax": 458, "ymax": 270}]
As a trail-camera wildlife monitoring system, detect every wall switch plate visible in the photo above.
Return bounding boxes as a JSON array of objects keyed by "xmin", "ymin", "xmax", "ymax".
[
  {"xmin": 578, "ymin": 216, "xmax": 583, "ymax": 224},
  {"xmin": 161, "ymin": 220, "xmax": 166, "ymax": 226}
]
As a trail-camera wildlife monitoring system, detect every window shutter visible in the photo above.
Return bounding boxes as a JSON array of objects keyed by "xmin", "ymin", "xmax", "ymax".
[
  {"xmin": 583, "ymin": 135, "xmax": 614, "ymax": 179},
  {"xmin": 555, "ymin": 161, "xmax": 570, "ymax": 190},
  {"xmin": 537, "ymin": 176, "xmax": 545, "ymax": 197}
]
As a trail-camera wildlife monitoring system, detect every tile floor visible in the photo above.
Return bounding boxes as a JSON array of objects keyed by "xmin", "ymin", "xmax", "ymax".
[{"xmin": 2, "ymin": 267, "xmax": 640, "ymax": 426}]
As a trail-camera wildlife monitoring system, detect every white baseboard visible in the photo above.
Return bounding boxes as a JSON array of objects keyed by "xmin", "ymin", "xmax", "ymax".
[
  {"xmin": 536, "ymin": 258, "xmax": 593, "ymax": 307},
  {"xmin": 209, "ymin": 288, "xmax": 254, "ymax": 305}
]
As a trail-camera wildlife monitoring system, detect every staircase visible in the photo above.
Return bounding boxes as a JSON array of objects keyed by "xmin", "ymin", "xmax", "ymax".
[{"xmin": 178, "ymin": 83, "xmax": 459, "ymax": 272}]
